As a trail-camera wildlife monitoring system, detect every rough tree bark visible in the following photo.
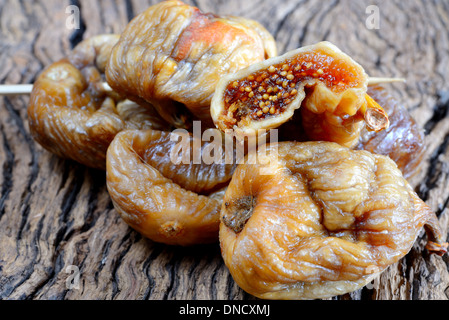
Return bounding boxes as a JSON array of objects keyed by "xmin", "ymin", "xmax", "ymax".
[{"xmin": 0, "ymin": 0, "xmax": 448, "ymax": 300}]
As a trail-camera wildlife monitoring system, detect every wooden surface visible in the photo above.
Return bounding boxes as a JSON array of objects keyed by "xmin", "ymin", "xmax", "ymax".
[{"xmin": 1, "ymin": 0, "xmax": 449, "ymax": 300}]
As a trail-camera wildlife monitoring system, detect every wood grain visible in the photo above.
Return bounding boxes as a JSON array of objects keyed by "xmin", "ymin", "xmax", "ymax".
[{"xmin": 0, "ymin": 0, "xmax": 448, "ymax": 300}]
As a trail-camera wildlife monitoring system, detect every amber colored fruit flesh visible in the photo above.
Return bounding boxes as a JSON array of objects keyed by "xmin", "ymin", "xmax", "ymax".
[
  {"xmin": 211, "ymin": 41, "xmax": 379, "ymax": 149},
  {"xmin": 223, "ymin": 48, "xmax": 361, "ymax": 123}
]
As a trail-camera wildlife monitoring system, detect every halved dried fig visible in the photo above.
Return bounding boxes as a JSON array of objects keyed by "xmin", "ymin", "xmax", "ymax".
[
  {"xmin": 220, "ymin": 141, "xmax": 447, "ymax": 299},
  {"xmin": 106, "ymin": 128, "xmax": 237, "ymax": 245},
  {"xmin": 211, "ymin": 41, "xmax": 388, "ymax": 148},
  {"xmin": 106, "ymin": 0, "xmax": 277, "ymax": 128},
  {"xmin": 28, "ymin": 35, "xmax": 169, "ymax": 169}
]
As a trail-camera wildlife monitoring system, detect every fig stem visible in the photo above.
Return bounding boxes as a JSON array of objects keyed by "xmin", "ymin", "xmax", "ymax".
[{"xmin": 361, "ymin": 94, "xmax": 390, "ymax": 132}]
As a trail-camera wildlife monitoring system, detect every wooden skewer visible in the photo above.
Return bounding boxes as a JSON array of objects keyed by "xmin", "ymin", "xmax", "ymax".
[
  {"xmin": 0, "ymin": 77, "xmax": 403, "ymax": 96},
  {"xmin": 0, "ymin": 84, "xmax": 34, "ymax": 96},
  {"xmin": 368, "ymin": 77, "xmax": 406, "ymax": 85},
  {"xmin": 0, "ymin": 83, "xmax": 113, "ymax": 96}
]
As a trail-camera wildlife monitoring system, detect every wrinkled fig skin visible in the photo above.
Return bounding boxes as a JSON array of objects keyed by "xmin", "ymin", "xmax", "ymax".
[
  {"xmin": 211, "ymin": 41, "xmax": 390, "ymax": 148},
  {"xmin": 106, "ymin": 0, "xmax": 277, "ymax": 129},
  {"xmin": 356, "ymin": 86, "xmax": 426, "ymax": 180},
  {"xmin": 28, "ymin": 35, "xmax": 169, "ymax": 169},
  {"xmin": 106, "ymin": 129, "xmax": 237, "ymax": 246},
  {"xmin": 220, "ymin": 142, "xmax": 447, "ymax": 300}
]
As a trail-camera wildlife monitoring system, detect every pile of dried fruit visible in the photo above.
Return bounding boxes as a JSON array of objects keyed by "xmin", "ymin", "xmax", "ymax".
[{"xmin": 27, "ymin": 0, "xmax": 447, "ymax": 299}]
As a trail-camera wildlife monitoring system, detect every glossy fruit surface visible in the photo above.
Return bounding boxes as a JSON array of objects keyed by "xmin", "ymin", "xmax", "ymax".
[
  {"xmin": 106, "ymin": 129, "xmax": 236, "ymax": 245},
  {"xmin": 28, "ymin": 35, "xmax": 168, "ymax": 169},
  {"xmin": 106, "ymin": 0, "xmax": 277, "ymax": 128},
  {"xmin": 220, "ymin": 141, "xmax": 446, "ymax": 299}
]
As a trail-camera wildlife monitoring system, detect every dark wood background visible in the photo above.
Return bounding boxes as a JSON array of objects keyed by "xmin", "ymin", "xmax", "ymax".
[{"xmin": 1, "ymin": 0, "xmax": 448, "ymax": 300}]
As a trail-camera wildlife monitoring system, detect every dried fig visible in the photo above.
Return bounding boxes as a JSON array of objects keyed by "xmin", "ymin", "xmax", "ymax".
[
  {"xmin": 28, "ymin": 34, "xmax": 169, "ymax": 169},
  {"xmin": 211, "ymin": 41, "xmax": 388, "ymax": 148},
  {"xmin": 356, "ymin": 85, "xmax": 426, "ymax": 180},
  {"xmin": 106, "ymin": 0, "xmax": 277, "ymax": 128},
  {"xmin": 106, "ymin": 128, "xmax": 237, "ymax": 245},
  {"xmin": 220, "ymin": 141, "xmax": 447, "ymax": 299}
]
